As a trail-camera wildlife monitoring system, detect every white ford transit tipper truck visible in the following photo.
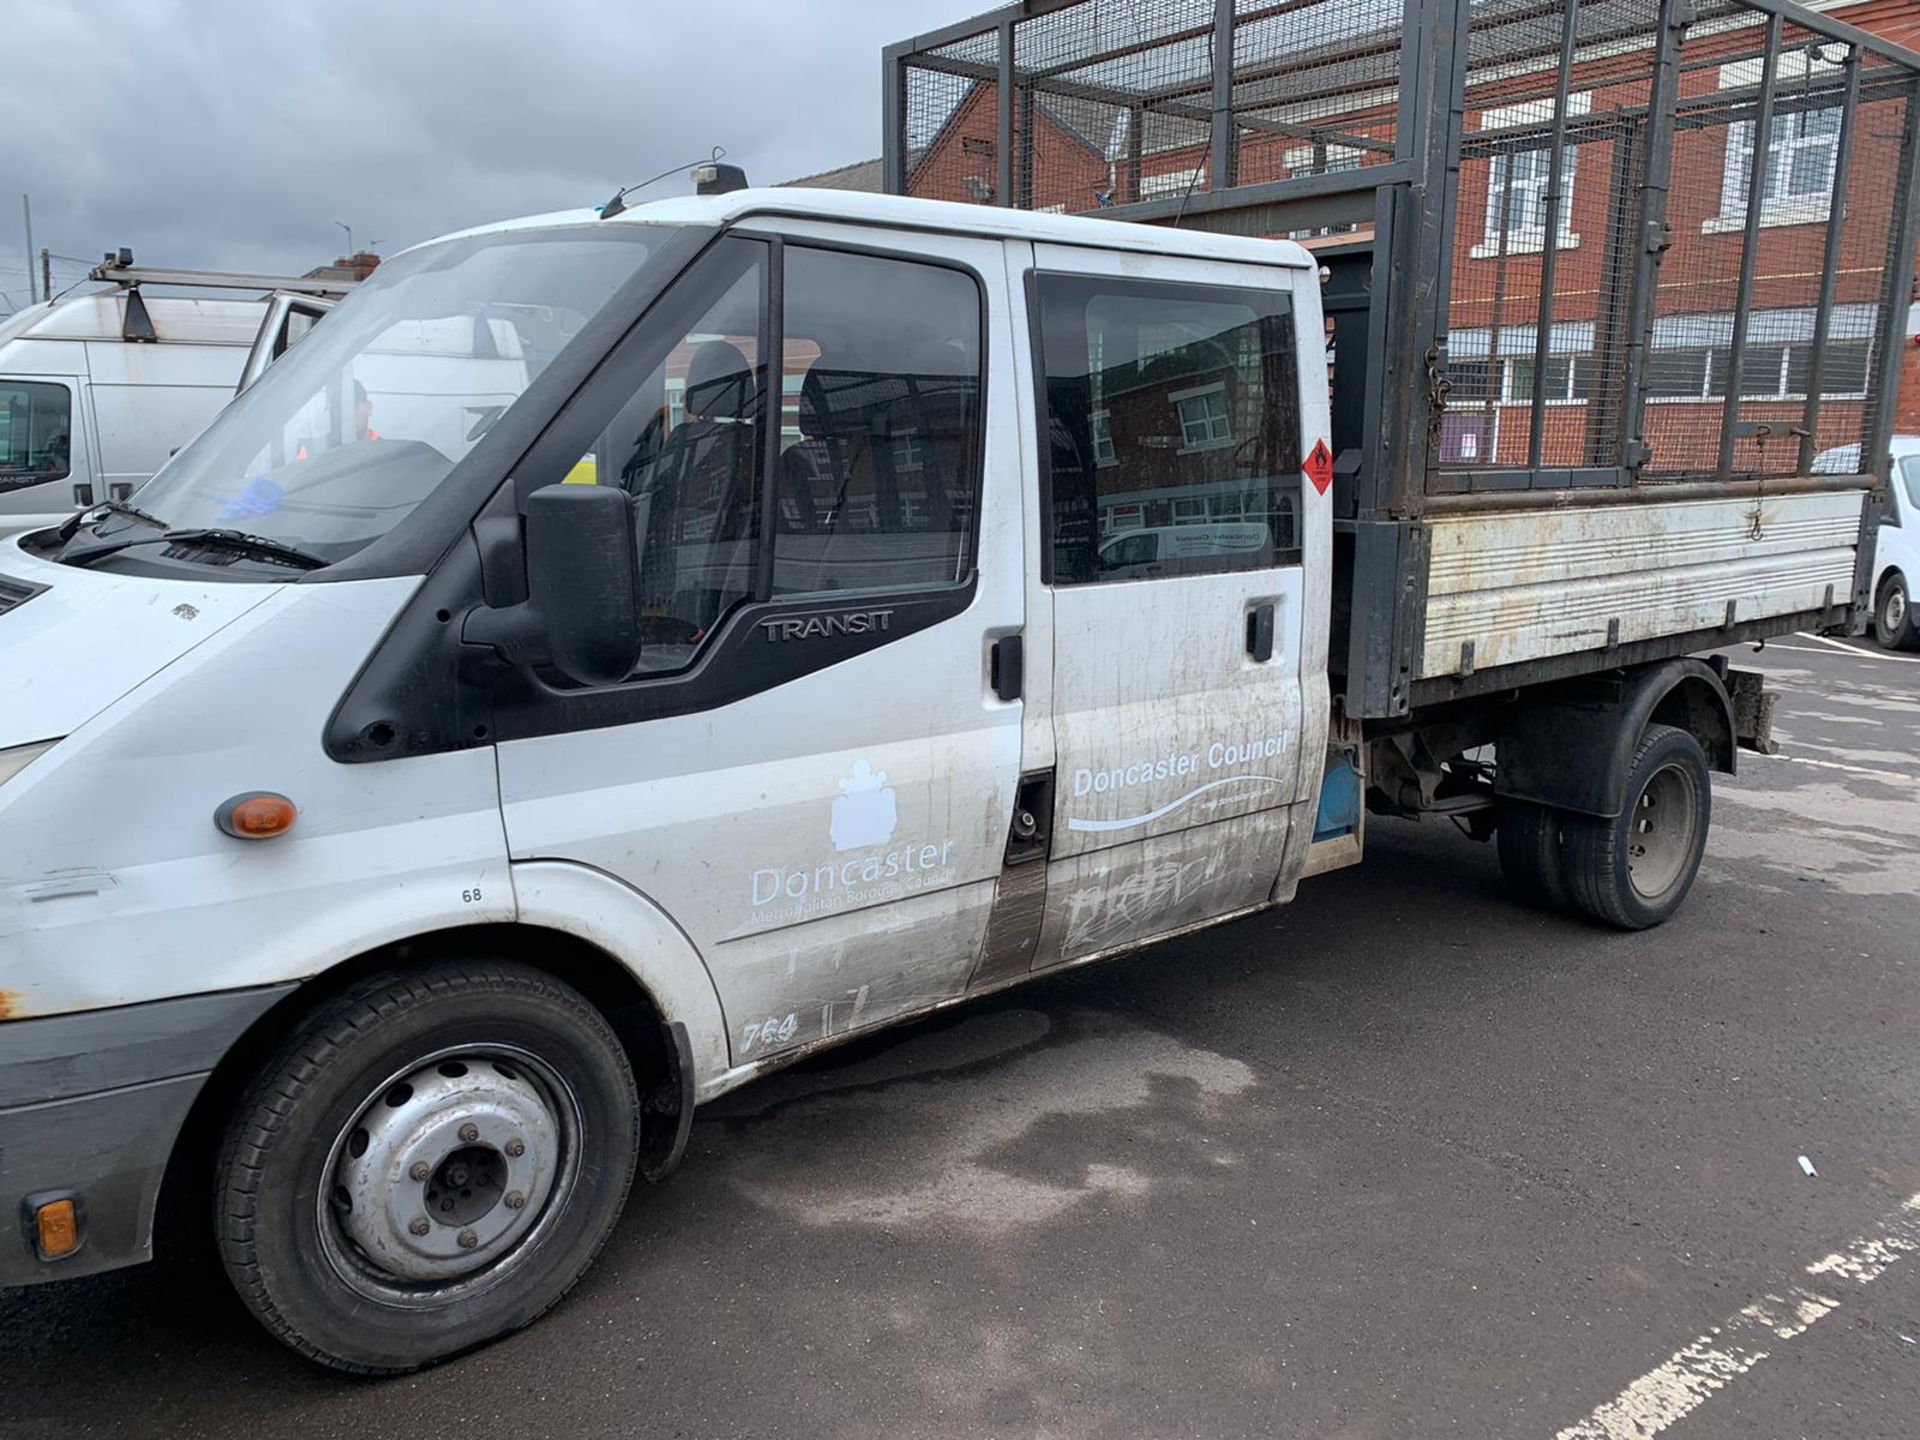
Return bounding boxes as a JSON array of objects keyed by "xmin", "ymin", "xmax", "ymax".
[{"xmin": 0, "ymin": 173, "xmax": 1893, "ymax": 1370}]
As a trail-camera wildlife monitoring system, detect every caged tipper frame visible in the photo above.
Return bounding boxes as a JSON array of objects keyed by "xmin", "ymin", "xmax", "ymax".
[{"xmin": 883, "ymin": 0, "xmax": 1920, "ymax": 719}]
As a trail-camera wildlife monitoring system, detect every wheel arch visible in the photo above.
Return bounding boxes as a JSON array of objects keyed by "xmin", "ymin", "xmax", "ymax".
[
  {"xmin": 1496, "ymin": 658, "xmax": 1734, "ymax": 819},
  {"xmin": 157, "ymin": 897, "xmax": 721, "ymax": 1261}
]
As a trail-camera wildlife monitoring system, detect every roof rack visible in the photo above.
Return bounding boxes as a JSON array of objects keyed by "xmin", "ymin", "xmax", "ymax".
[{"xmin": 87, "ymin": 248, "xmax": 359, "ymax": 299}]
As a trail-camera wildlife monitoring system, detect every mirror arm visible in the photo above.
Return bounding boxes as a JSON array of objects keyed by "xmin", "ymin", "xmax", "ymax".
[{"xmin": 460, "ymin": 600, "xmax": 549, "ymax": 667}]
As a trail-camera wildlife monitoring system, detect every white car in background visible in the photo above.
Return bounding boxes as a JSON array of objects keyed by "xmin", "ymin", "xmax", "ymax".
[{"xmin": 1815, "ymin": 436, "xmax": 1920, "ymax": 650}]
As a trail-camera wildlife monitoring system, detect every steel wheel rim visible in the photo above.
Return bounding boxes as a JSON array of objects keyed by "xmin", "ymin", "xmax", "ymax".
[
  {"xmin": 1887, "ymin": 585, "xmax": 1908, "ymax": 634},
  {"xmin": 1626, "ymin": 762, "xmax": 1699, "ymax": 902},
  {"xmin": 316, "ymin": 1043, "xmax": 582, "ymax": 1308}
]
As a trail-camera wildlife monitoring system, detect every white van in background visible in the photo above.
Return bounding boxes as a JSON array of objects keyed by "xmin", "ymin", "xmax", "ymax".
[
  {"xmin": 0, "ymin": 256, "xmax": 347, "ymax": 527},
  {"xmin": 1815, "ymin": 436, "xmax": 1920, "ymax": 650}
]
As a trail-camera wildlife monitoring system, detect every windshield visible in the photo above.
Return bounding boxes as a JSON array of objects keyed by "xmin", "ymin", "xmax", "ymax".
[{"xmin": 119, "ymin": 225, "xmax": 662, "ymax": 565}]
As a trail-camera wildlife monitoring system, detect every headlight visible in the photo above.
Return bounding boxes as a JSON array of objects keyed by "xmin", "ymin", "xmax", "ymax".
[{"xmin": 0, "ymin": 740, "xmax": 58, "ymax": 789}]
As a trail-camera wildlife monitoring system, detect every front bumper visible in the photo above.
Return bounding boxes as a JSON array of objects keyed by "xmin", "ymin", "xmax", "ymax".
[{"xmin": 0, "ymin": 986, "xmax": 292, "ymax": 1286}]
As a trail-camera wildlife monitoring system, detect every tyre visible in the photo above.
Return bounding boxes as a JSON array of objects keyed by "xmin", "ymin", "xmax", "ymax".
[
  {"xmin": 214, "ymin": 961, "xmax": 639, "ymax": 1374},
  {"xmin": 1496, "ymin": 801, "xmax": 1570, "ymax": 910},
  {"xmin": 1561, "ymin": 723, "xmax": 1711, "ymax": 931},
  {"xmin": 1876, "ymin": 573, "xmax": 1920, "ymax": 652}
]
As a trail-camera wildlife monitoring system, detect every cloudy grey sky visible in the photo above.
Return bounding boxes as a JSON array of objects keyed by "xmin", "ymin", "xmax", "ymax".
[{"xmin": 1, "ymin": 0, "xmax": 969, "ymax": 306}]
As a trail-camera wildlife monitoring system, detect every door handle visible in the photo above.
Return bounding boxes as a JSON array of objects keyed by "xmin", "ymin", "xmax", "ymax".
[
  {"xmin": 1246, "ymin": 603, "xmax": 1275, "ymax": 663},
  {"xmin": 990, "ymin": 634, "xmax": 1024, "ymax": 702}
]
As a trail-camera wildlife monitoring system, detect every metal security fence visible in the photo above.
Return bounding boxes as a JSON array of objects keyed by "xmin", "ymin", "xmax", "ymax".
[{"xmin": 884, "ymin": 0, "xmax": 1920, "ymax": 507}]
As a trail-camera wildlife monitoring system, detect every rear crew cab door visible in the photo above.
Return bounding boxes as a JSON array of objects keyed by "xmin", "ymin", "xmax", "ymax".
[
  {"xmin": 493, "ymin": 227, "xmax": 1024, "ymax": 1069},
  {"xmin": 1023, "ymin": 242, "xmax": 1329, "ymax": 967}
]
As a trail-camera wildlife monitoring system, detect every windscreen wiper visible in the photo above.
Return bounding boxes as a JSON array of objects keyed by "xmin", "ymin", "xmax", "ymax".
[
  {"xmin": 56, "ymin": 499, "xmax": 170, "ymax": 542},
  {"xmin": 60, "ymin": 526, "xmax": 329, "ymax": 571}
]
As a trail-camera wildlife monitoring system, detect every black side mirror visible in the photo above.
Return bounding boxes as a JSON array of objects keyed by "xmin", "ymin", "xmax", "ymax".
[{"xmin": 465, "ymin": 484, "xmax": 641, "ymax": 686}]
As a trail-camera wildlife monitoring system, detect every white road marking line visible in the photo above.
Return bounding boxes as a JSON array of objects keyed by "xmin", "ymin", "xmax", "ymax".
[
  {"xmin": 1792, "ymin": 631, "xmax": 1920, "ymax": 665},
  {"xmin": 1551, "ymin": 1193, "xmax": 1920, "ymax": 1440},
  {"xmin": 1748, "ymin": 750, "xmax": 1920, "ymax": 786}
]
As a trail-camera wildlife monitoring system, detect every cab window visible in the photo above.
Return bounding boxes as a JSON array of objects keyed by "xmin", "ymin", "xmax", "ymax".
[
  {"xmin": 0, "ymin": 380, "xmax": 72, "ymax": 489},
  {"xmin": 1036, "ymin": 274, "xmax": 1301, "ymax": 584},
  {"xmin": 773, "ymin": 247, "xmax": 982, "ymax": 597},
  {"xmin": 562, "ymin": 241, "xmax": 985, "ymax": 679}
]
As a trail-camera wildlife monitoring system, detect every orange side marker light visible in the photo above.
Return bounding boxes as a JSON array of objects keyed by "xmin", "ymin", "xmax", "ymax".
[
  {"xmin": 215, "ymin": 792, "xmax": 298, "ymax": 840},
  {"xmin": 33, "ymin": 1197, "xmax": 80, "ymax": 1261}
]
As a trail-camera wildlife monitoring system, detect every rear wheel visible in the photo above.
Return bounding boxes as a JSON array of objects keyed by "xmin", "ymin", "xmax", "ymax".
[
  {"xmin": 214, "ymin": 961, "xmax": 639, "ymax": 1373},
  {"xmin": 1496, "ymin": 801, "xmax": 1570, "ymax": 911},
  {"xmin": 1876, "ymin": 574, "xmax": 1920, "ymax": 652},
  {"xmin": 1561, "ymin": 723, "xmax": 1710, "ymax": 930}
]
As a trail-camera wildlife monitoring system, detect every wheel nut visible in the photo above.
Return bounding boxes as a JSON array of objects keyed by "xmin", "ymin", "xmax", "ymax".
[
  {"xmin": 504, "ymin": 1190, "xmax": 526, "ymax": 1210},
  {"xmin": 458, "ymin": 1123, "xmax": 480, "ymax": 1143},
  {"xmin": 409, "ymin": 1217, "xmax": 431, "ymax": 1236},
  {"xmin": 457, "ymin": 1229, "xmax": 479, "ymax": 1250},
  {"xmin": 410, "ymin": 1161, "xmax": 432, "ymax": 1182},
  {"xmin": 504, "ymin": 1138, "xmax": 526, "ymax": 1158}
]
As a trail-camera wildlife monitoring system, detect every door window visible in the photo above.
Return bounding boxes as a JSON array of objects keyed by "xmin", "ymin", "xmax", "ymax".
[
  {"xmin": 0, "ymin": 380, "xmax": 72, "ymax": 490},
  {"xmin": 555, "ymin": 240, "xmax": 986, "ymax": 680},
  {"xmin": 1036, "ymin": 273, "xmax": 1301, "ymax": 584},
  {"xmin": 773, "ymin": 246, "xmax": 983, "ymax": 597},
  {"xmin": 580, "ymin": 255, "xmax": 769, "ymax": 675}
]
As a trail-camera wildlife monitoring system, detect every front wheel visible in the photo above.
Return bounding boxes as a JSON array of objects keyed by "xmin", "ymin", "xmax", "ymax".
[
  {"xmin": 1876, "ymin": 574, "xmax": 1920, "ymax": 652},
  {"xmin": 1560, "ymin": 723, "xmax": 1711, "ymax": 930},
  {"xmin": 214, "ymin": 961, "xmax": 639, "ymax": 1373}
]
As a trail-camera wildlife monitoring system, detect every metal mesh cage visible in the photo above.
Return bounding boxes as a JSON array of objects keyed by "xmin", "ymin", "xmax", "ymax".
[{"xmin": 889, "ymin": 0, "xmax": 1920, "ymax": 493}]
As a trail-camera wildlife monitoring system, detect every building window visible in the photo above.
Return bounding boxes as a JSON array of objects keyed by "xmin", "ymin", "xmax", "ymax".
[
  {"xmin": 1091, "ymin": 408, "xmax": 1117, "ymax": 467},
  {"xmin": 1706, "ymin": 52, "xmax": 1844, "ymax": 232},
  {"xmin": 1138, "ymin": 165, "xmax": 1207, "ymax": 200},
  {"xmin": 1715, "ymin": 108, "xmax": 1841, "ymax": 227},
  {"xmin": 1643, "ymin": 339, "xmax": 1869, "ymax": 401},
  {"xmin": 1472, "ymin": 93, "xmax": 1588, "ymax": 257},
  {"xmin": 1172, "ymin": 383, "xmax": 1234, "ymax": 450},
  {"xmin": 1504, "ymin": 354, "xmax": 1593, "ymax": 403},
  {"xmin": 892, "ymin": 428, "xmax": 925, "ymax": 473}
]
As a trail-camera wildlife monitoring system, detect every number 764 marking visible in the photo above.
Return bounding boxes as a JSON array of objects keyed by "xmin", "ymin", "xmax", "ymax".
[{"xmin": 742, "ymin": 1014, "xmax": 799, "ymax": 1052}]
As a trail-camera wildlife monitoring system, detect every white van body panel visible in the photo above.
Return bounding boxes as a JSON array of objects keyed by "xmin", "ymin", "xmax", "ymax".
[
  {"xmin": 0, "ymin": 535, "xmax": 278, "ymax": 748},
  {"xmin": 0, "ymin": 295, "xmax": 266, "ymax": 521},
  {"xmin": 0, "ymin": 573, "xmax": 515, "ymax": 1020}
]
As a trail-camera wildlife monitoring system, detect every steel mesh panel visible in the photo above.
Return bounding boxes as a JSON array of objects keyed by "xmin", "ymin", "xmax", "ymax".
[
  {"xmin": 904, "ymin": 47, "xmax": 1001, "ymax": 205},
  {"xmin": 1017, "ymin": 0, "xmax": 1217, "ymax": 212},
  {"xmin": 1639, "ymin": 13, "xmax": 1898, "ymax": 477},
  {"xmin": 1230, "ymin": 0, "xmax": 1403, "ymax": 194},
  {"xmin": 1441, "ymin": 0, "xmax": 1662, "ymax": 472}
]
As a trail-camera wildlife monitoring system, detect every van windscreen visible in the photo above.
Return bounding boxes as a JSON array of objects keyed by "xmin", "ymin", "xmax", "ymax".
[{"xmin": 104, "ymin": 225, "xmax": 661, "ymax": 568}]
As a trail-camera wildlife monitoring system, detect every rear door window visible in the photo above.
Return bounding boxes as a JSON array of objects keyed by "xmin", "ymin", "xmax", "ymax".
[{"xmin": 1035, "ymin": 273, "xmax": 1300, "ymax": 585}]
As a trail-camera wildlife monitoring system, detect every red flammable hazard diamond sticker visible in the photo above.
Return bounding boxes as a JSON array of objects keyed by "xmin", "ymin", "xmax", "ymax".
[{"xmin": 1305, "ymin": 439, "xmax": 1334, "ymax": 496}]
